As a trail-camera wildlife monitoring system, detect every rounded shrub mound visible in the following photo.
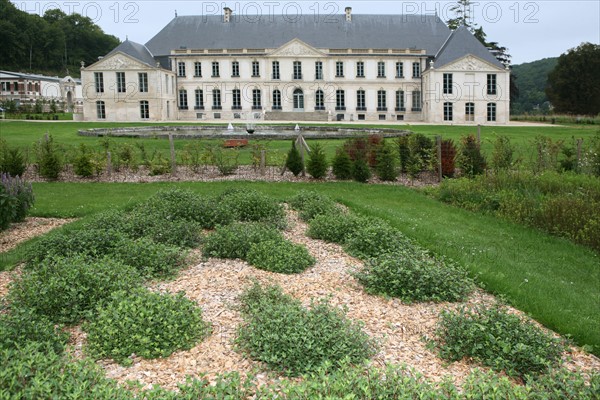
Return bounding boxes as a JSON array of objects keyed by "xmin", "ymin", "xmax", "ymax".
[
  {"xmin": 288, "ymin": 190, "xmax": 341, "ymax": 221},
  {"xmin": 112, "ymin": 237, "xmax": 187, "ymax": 279},
  {"xmin": 84, "ymin": 288, "xmax": 211, "ymax": 365},
  {"xmin": 435, "ymin": 304, "xmax": 566, "ymax": 377},
  {"xmin": 236, "ymin": 282, "xmax": 377, "ymax": 376},
  {"xmin": 354, "ymin": 251, "xmax": 474, "ymax": 303},
  {"xmin": 247, "ymin": 239, "xmax": 315, "ymax": 274},
  {"xmin": 344, "ymin": 218, "xmax": 411, "ymax": 259},
  {"xmin": 9, "ymin": 255, "xmax": 142, "ymax": 324},
  {"xmin": 307, "ymin": 212, "xmax": 365, "ymax": 244},
  {"xmin": 127, "ymin": 209, "xmax": 203, "ymax": 248},
  {"xmin": 0, "ymin": 307, "xmax": 69, "ymax": 355},
  {"xmin": 218, "ymin": 188, "xmax": 286, "ymax": 228},
  {"xmin": 203, "ymin": 222, "xmax": 283, "ymax": 260}
]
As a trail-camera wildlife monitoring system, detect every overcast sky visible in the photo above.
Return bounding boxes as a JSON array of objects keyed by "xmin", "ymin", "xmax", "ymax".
[{"xmin": 12, "ymin": 0, "xmax": 600, "ymax": 64}]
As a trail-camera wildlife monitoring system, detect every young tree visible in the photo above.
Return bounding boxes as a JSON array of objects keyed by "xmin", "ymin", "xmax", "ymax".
[
  {"xmin": 352, "ymin": 157, "xmax": 371, "ymax": 183},
  {"xmin": 285, "ymin": 141, "xmax": 304, "ymax": 176},
  {"xmin": 457, "ymin": 134, "xmax": 486, "ymax": 178},
  {"xmin": 376, "ymin": 142, "xmax": 398, "ymax": 181},
  {"xmin": 331, "ymin": 147, "xmax": 353, "ymax": 180},
  {"xmin": 306, "ymin": 143, "xmax": 328, "ymax": 179}
]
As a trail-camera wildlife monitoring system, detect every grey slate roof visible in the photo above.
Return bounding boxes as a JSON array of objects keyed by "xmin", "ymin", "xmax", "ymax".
[
  {"xmin": 107, "ymin": 40, "xmax": 157, "ymax": 67},
  {"xmin": 145, "ymin": 14, "xmax": 451, "ymax": 57},
  {"xmin": 434, "ymin": 26, "xmax": 504, "ymax": 69}
]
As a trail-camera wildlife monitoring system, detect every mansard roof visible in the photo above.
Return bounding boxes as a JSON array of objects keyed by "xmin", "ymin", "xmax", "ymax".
[
  {"xmin": 145, "ymin": 14, "xmax": 451, "ymax": 56},
  {"xmin": 434, "ymin": 25, "xmax": 505, "ymax": 69},
  {"xmin": 107, "ymin": 39, "xmax": 157, "ymax": 67}
]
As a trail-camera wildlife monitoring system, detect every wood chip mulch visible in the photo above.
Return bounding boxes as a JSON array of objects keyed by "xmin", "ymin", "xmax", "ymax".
[
  {"xmin": 0, "ymin": 217, "xmax": 74, "ymax": 254},
  {"xmin": 1, "ymin": 210, "xmax": 598, "ymax": 393}
]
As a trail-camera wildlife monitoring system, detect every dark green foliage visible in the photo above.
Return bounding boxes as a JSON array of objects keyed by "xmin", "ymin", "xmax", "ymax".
[
  {"xmin": 139, "ymin": 188, "xmax": 217, "ymax": 225},
  {"xmin": 354, "ymin": 251, "xmax": 474, "ymax": 303},
  {"xmin": 0, "ymin": 173, "xmax": 34, "ymax": 228},
  {"xmin": 0, "ymin": 307, "xmax": 69, "ymax": 355},
  {"xmin": 73, "ymin": 143, "xmax": 95, "ymax": 177},
  {"xmin": 490, "ymin": 135, "xmax": 514, "ymax": 172},
  {"xmin": 510, "ymin": 57, "xmax": 558, "ymax": 114},
  {"xmin": 0, "ymin": 140, "xmax": 27, "ymax": 177},
  {"xmin": 397, "ymin": 136, "xmax": 411, "ymax": 173},
  {"xmin": 288, "ymin": 190, "xmax": 341, "ymax": 221},
  {"xmin": 35, "ymin": 134, "xmax": 63, "ymax": 180},
  {"xmin": 352, "ymin": 157, "xmax": 372, "ymax": 183},
  {"xmin": 111, "ymin": 238, "xmax": 186, "ymax": 279},
  {"xmin": 218, "ymin": 188, "xmax": 286, "ymax": 228},
  {"xmin": 9, "ymin": 255, "xmax": 142, "ymax": 324},
  {"xmin": 408, "ymin": 133, "xmax": 434, "ymax": 168},
  {"xmin": 345, "ymin": 218, "xmax": 411, "ymax": 259},
  {"xmin": 457, "ymin": 134, "xmax": 486, "ymax": 177},
  {"xmin": 523, "ymin": 367, "xmax": 600, "ymax": 399},
  {"xmin": 236, "ymin": 282, "xmax": 377, "ymax": 376},
  {"xmin": 435, "ymin": 305, "xmax": 566, "ymax": 377},
  {"xmin": 306, "ymin": 143, "xmax": 328, "ymax": 179},
  {"xmin": 247, "ymin": 239, "xmax": 315, "ymax": 274},
  {"xmin": 546, "ymin": 42, "xmax": 600, "ymax": 115},
  {"xmin": 584, "ymin": 134, "xmax": 600, "ymax": 176},
  {"xmin": 84, "ymin": 288, "xmax": 210, "ymax": 365},
  {"xmin": 203, "ymin": 222, "xmax": 283, "ymax": 260},
  {"xmin": 285, "ymin": 141, "xmax": 304, "ymax": 176},
  {"xmin": 126, "ymin": 210, "xmax": 203, "ymax": 248},
  {"xmin": 375, "ymin": 141, "xmax": 398, "ymax": 181},
  {"xmin": 307, "ymin": 212, "xmax": 365, "ymax": 244},
  {"xmin": 331, "ymin": 146, "xmax": 353, "ymax": 180}
]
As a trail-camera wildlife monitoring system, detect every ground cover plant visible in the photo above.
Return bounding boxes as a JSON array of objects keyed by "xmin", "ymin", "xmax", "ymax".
[
  {"xmin": 236, "ymin": 282, "xmax": 377, "ymax": 376},
  {"xmin": 435, "ymin": 304, "xmax": 566, "ymax": 378},
  {"xmin": 344, "ymin": 217, "xmax": 412, "ymax": 259},
  {"xmin": 203, "ymin": 221, "xmax": 283, "ymax": 260},
  {"xmin": 288, "ymin": 189, "xmax": 341, "ymax": 221},
  {"xmin": 246, "ymin": 239, "xmax": 315, "ymax": 274},
  {"xmin": 306, "ymin": 211, "xmax": 365, "ymax": 244},
  {"xmin": 0, "ymin": 307, "xmax": 69, "ymax": 355},
  {"xmin": 84, "ymin": 288, "xmax": 211, "ymax": 366},
  {"xmin": 218, "ymin": 188, "xmax": 287, "ymax": 229}
]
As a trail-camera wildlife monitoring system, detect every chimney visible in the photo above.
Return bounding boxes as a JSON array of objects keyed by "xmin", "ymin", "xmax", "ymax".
[
  {"xmin": 345, "ymin": 7, "xmax": 352, "ymax": 22},
  {"xmin": 223, "ymin": 7, "xmax": 232, "ymax": 23}
]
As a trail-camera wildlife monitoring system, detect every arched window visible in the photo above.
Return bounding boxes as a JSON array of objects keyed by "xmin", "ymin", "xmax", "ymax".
[
  {"xmin": 272, "ymin": 89, "xmax": 282, "ymax": 110},
  {"xmin": 293, "ymin": 88, "xmax": 304, "ymax": 110}
]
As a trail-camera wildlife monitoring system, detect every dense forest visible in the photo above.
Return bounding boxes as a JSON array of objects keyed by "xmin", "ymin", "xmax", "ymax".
[
  {"xmin": 511, "ymin": 57, "xmax": 558, "ymax": 115},
  {"xmin": 0, "ymin": 0, "xmax": 119, "ymax": 78}
]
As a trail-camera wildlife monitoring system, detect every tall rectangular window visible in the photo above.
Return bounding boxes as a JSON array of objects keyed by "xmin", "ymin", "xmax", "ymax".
[
  {"xmin": 116, "ymin": 72, "xmax": 126, "ymax": 93},
  {"xmin": 272, "ymin": 90, "xmax": 282, "ymax": 110},
  {"xmin": 178, "ymin": 89, "xmax": 188, "ymax": 109},
  {"xmin": 315, "ymin": 89, "xmax": 324, "ymax": 110},
  {"xmin": 96, "ymin": 101, "xmax": 105, "ymax": 119},
  {"xmin": 272, "ymin": 61, "xmax": 280, "ymax": 80},
  {"xmin": 412, "ymin": 62, "xmax": 421, "ymax": 78},
  {"xmin": 293, "ymin": 61, "xmax": 302, "ymax": 80},
  {"xmin": 396, "ymin": 62, "xmax": 404, "ymax": 78},
  {"xmin": 231, "ymin": 61, "xmax": 240, "ymax": 77},
  {"xmin": 195, "ymin": 89, "xmax": 204, "ymax": 110},
  {"xmin": 336, "ymin": 89, "xmax": 345, "ymax": 110},
  {"xmin": 94, "ymin": 72, "xmax": 104, "ymax": 93},
  {"xmin": 315, "ymin": 61, "xmax": 323, "ymax": 80},
  {"xmin": 335, "ymin": 61, "xmax": 344, "ymax": 77},
  {"xmin": 212, "ymin": 62, "xmax": 220, "ymax": 77},
  {"xmin": 444, "ymin": 102, "xmax": 453, "ymax": 121},
  {"xmin": 443, "ymin": 73, "xmax": 453, "ymax": 94},
  {"xmin": 356, "ymin": 61, "xmax": 365, "ymax": 78},
  {"xmin": 212, "ymin": 89, "xmax": 221, "ymax": 109},
  {"xmin": 232, "ymin": 88, "xmax": 241, "ymax": 109},
  {"xmin": 194, "ymin": 62, "xmax": 202, "ymax": 77},
  {"xmin": 356, "ymin": 89, "xmax": 366, "ymax": 110},
  {"xmin": 487, "ymin": 102, "xmax": 497, "ymax": 121},
  {"xmin": 140, "ymin": 100, "xmax": 149, "ymax": 119},
  {"xmin": 252, "ymin": 89, "xmax": 262, "ymax": 109},
  {"xmin": 377, "ymin": 61, "xmax": 386, "ymax": 78},
  {"xmin": 178, "ymin": 61, "xmax": 186, "ymax": 77},
  {"xmin": 252, "ymin": 61, "xmax": 260, "ymax": 77},
  {"xmin": 138, "ymin": 73, "xmax": 148, "ymax": 93},
  {"xmin": 412, "ymin": 90, "xmax": 421, "ymax": 111},
  {"xmin": 465, "ymin": 102, "xmax": 475, "ymax": 121},
  {"xmin": 487, "ymin": 74, "xmax": 497, "ymax": 95},
  {"xmin": 165, "ymin": 75, "xmax": 169, "ymax": 94},
  {"xmin": 395, "ymin": 90, "xmax": 405, "ymax": 111},
  {"xmin": 377, "ymin": 90, "xmax": 387, "ymax": 111}
]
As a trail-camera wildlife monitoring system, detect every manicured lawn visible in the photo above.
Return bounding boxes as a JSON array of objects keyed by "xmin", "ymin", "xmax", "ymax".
[{"xmin": 3, "ymin": 180, "xmax": 598, "ymax": 357}]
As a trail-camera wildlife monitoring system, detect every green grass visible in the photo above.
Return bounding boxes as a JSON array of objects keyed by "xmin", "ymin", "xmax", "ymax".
[{"xmin": 3, "ymin": 181, "xmax": 598, "ymax": 357}]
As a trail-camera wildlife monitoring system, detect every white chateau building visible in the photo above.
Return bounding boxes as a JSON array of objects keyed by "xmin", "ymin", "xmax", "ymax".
[{"xmin": 81, "ymin": 7, "xmax": 510, "ymax": 124}]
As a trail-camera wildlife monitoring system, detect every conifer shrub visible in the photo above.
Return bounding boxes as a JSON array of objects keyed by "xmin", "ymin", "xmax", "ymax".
[
  {"xmin": 72, "ymin": 143, "xmax": 95, "ymax": 177},
  {"xmin": 352, "ymin": 157, "xmax": 372, "ymax": 183},
  {"xmin": 435, "ymin": 304, "xmax": 566, "ymax": 377},
  {"xmin": 354, "ymin": 251, "xmax": 474, "ymax": 303},
  {"xmin": 457, "ymin": 134, "xmax": 486, "ymax": 177},
  {"xmin": 288, "ymin": 190, "xmax": 341, "ymax": 221},
  {"xmin": 84, "ymin": 288, "xmax": 211, "ymax": 365},
  {"xmin": 376, "ymin": 141, "xmax": 398, "ymax": 181},
  {"xmin": 35, "ymin": 134, "xmax": 63, "ymax": 180},
  {"xmin": 306, "ymin": 143, "xmax": 328, "ymax": 179},
  {"xmin": 203, "ymin": 222, "xmax": 283, "ymax": 260},
  {"xmin": 490, "ymin": 135, "xmax": 514, "ymax": 172},
  {"xmin": 10, "ymin": 255, "xmax": 142, "ymax": 324},
  {"xmin": 247, "ymin": 239, "xmax": 315, "ymax": 274},
  {"xmin": 236, "ymin": 282, "xmax": 377, "ymax": 376},
  {"xmin": 307, "ymin": 212, "xmax": 365, "ymax": 244},
  {"xmin": 344, "ymin": 218, "xmax": 411, "ymax": 259},
  {"xmin": 397, "ymin": 136, "xmax": 411, "ymax": 173},
  {"xmin": 285, "ymin": 141, "xmax": 304, "ymax": 176},
  {"xmin": 0, "ymin": 140, "xmax": 27, "ymax": 177},
  {"xmin": 331, "ymin": 146, "xmax": 353, "ymax": 180},
  {"xmin": 218, "ymin": 188, "xmax": 286, "ymax": 229}
]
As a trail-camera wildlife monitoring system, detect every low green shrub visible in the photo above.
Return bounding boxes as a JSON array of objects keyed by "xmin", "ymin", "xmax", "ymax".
[
  {"xmin": 138, "ymin": 188, "xmax": 208, "ymax": 223},
  {"xmin": 288, "ymin": 190, "xmax": 340, "ymax": 221},
  {"xmin": 344, "ymin": 218, "xmax": 411, "ymax": 259},
  {"xmin": 435, "ymin": 304, "xmax": 566, "ymax": 377},
  {"xmin": 247, "ymin": 239, "xmax": 315, "ymax": 274},
  {"xmin": 9, "ymin": 255, "xmax": 142, "ymax": 324},
  {"xmin": 376, "ymin": 142, "xmax": 398, "ymax": 181},
  {"xmin": 331, "ymin": 146, "xmax": 353, "ymax": 180},
  {"xmin": 218, "ymin": 188, "xmax": 286, "ymax": 228},
  {"xmin": 354, "ymin": 251, "xmax": 474, "ymax": 303},
  {"xmin": 127, "ymin": 210, "xmax": 203, "ymax": 248},
  {"xmin": 352, "ymin": 157, "xmax": 372, "ymax": 183},
  {"xmin": 85, "ymin": 288, "xmax": 210, "ymax": 365},
  {"xmin": 112, "ymin": 237, "xmax": 187, "ymax": 279},
  {"xmin": 35, "ymin": 134, "xmax": 63, "ymax": 180},
  {"xmin": 0, "ymin": 307, "xmax": 69, "ymax": 354},
  {"xmin": 307, "ymin": 212, "xmax": 364, "ymax": 244},
  {"xmin": 203, "ymin": 222, "xmax": 282, "ymax": 260},
  {"xmin": 285, "ymin": 141, "xmax": 304, "ymax": 176},
  {"xmin": 306, "ymin": 143, "xmax": 328, "ymax": 179},
  {"xmin": 236, "ymin": 282, "xmax": 377, "ymax": 376},
  {"xmin": 72, "ymin": 143, "xmax": 96, "ymax": 177},
  {"xmin": 0, "ymin": 140, "xmax": 27, "ymax": 177}
]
